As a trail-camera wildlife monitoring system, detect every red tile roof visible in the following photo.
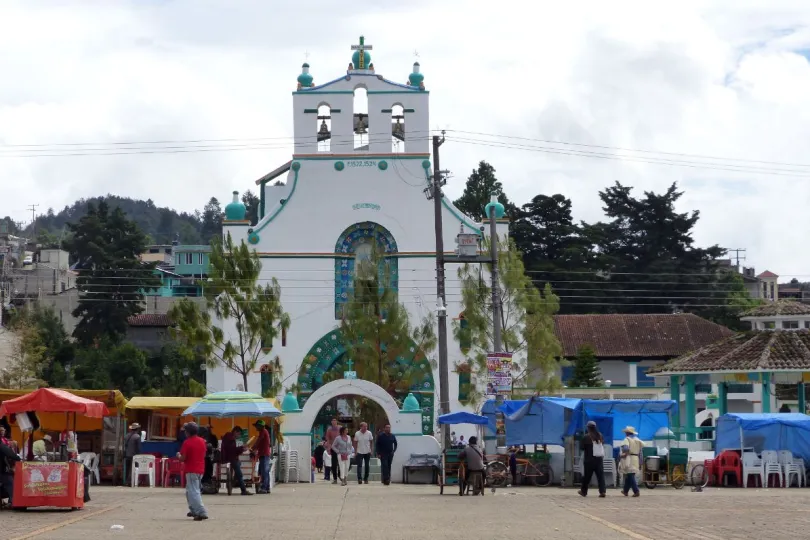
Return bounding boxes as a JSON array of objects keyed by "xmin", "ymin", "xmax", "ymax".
[
  {"xmin": 757, "ymin": 270, "xmax": 778, "ymax": 278},
  {"xmin": 127, "ymin": 314, "xmax": 173, "ymax": 327},
  {"xmin": 742, "ymin": 300, "xmax": 810, "ymax": 317},
  {"xmin": 648, "ymin": 330, "xmax": 810, "ymax": 374},
  {"xmin": 553, "ymin": 314, "xmax": 734, "ymax": 358}
]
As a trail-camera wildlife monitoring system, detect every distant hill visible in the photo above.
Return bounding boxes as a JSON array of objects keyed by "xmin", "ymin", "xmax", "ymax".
[{"xmin": 25, "ymin": 195, "xmax": 206, "ymax": 247}]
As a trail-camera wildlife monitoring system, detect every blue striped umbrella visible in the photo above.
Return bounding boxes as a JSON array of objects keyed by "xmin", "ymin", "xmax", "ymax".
[{"xmin": 181, "ymin": 391, "xmax": 282, "ymax": 418}]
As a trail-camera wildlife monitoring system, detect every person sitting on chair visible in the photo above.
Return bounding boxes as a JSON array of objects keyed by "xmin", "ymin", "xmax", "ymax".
[{"xmin": 459, "ymin": 436, "xmax": 486, "ymax": 494}]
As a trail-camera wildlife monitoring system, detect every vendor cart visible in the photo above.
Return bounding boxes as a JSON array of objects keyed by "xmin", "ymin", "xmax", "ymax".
[
  {"xmin": 642, "ymin": 447, "xmax": 687, "ymax": 489},
  {"xmin": 437, "ymin": 411, "xmax": 492, "ymax": 495},
  {"xmin": 0, "ymin": 388, "xmax": 110, "ymax": 510}
]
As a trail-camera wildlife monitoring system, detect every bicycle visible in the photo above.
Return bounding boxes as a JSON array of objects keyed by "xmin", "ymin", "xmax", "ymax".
[{"xmin": 485, "ymin": 457, "xmax": 552, "ymax": 487}]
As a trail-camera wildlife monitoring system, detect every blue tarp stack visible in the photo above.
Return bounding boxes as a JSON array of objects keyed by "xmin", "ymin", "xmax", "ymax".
[
  {"xmin": 715, "ymin": 413, "xmax": 810, "ymax": 462},
  {"xmin": 481, "ymin": 398, "xmax": 677, "ymax": 447}
]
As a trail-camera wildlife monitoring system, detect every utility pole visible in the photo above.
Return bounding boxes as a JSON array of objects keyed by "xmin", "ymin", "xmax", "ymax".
[
  {"xmin": 27, "ymin": 204, "xmax": 39, "ymax": 238},
  {"xmin": 489, "ymin": 200, "xmax": 502, "ymax": 353},
  {"xmin": 426, "ymin": 133, "xmax": 451, "ymax": 449}
]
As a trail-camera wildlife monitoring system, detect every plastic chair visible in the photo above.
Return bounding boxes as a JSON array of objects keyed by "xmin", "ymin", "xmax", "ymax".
[
  {"xmin": 163, "ymin": 458, "xmax": 185, "ymax": 488},
  {"xmin": 795, "ymin": 457, "xmax": 807, "ymax": 486},
  {"xmin": 761, "ymin": 451, "xmax": 784, "ymax": 487},
  {"xmin": 741, "ymin": 451, "xmax": 763, "ymax": 488},
  {"xmin": 287, "ymin": 450, "xmax": 300, "ymax": 483},
  {"xmin": 131, "ymin": 454, "xmax": 156, "ymax": 488},
  {"xmin": 368, "ymin": 457, "xmax": 382, "ymax": 482},
  {"xmin": 716, "ymin": 451, "xmax": 742, "ymax": 487},
  {"xmin": 573, "ymin": 455, "xmax": 584, "ymax": 478},
  {"xmin": 778, "ymin": 451, "xmax": 802, "ymax": 487},
  {"xmin": 603, "ymin": 457, "xmax": 618, "ymax": 487}
]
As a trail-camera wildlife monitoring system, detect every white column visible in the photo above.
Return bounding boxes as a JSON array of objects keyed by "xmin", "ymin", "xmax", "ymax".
[{"xmin": 628, "ymin": 362, "xmax": 638, "ymax": 388}]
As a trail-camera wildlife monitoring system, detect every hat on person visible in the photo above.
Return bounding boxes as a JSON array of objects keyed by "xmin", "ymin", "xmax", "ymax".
[
  {"xmin": 622, "ymin": 426, "xmax": 638, "ymax": 435},
  {"xmin": 43, "ymin": 434, "xmax": 52, "ymax": 442},
  {"xmin": 254, "ymin": 420, "xmax": 266, "ymax": 428},
  {"xmin": 586, "ymin": 421, "xmax": 597, "ymax": 428},
  {"xmin": 129, "ymin": 423, "xmax": 141, "ymax": 430}
]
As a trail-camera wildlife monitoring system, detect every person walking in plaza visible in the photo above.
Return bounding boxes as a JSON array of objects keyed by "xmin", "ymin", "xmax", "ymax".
[
  {"xmin": 123, "ymin": 424, "xmax": 141, "ymax": 483},
  {"xmin": 578, "ymin": 420, "xmax": 607, "ymax": 498},
  {"xmin": 250, "ymin": 420, "xmax": 271, "ymax": 494},
  {"xmin": 325, "ymin": 418, "xmax": 342, "ymax": 484},
  {"xmin": 375, "ymin": 423, "xmax": 398, "ymax": 485},
  {"xmin": 220, "ymin": 426, "xmax": 252, "ymax": 496},
  {"xmin": 619, "ymin": 425, "xmax": 644, "ymax": 497},
  {"xmin": 177, "ymin": 422, "xmax": 208, "ymax": 521},
  {"xmin": 331, "ymin": 426, "xmax": 352, "ymax": 486},
  {"xmin": 314, "ymin": 438, "xmax": 326, "ymax": 474},
  {"xmin": 353, "ymin": 422, "xmax": 373, "ymax": 484}
]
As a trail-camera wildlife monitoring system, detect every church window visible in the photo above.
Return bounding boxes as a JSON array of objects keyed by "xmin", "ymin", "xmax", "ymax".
[
  {"xmin": 391, "ymin": 104, "xmax": 405, "ymax": 153},
  {"xmin": 458, "ymin": 312, "xmax": 471, "ymax": 353},
  {"xmin": 317, "ymin": 104, "xmax": 331, "ymax": 152},
  {"xmin": 334, "ymin": 222, "xmax": 399, "ymax": 319},
  {"xmin": 353, "ymin": 87, "xmax": 369, "ymax": 150}
]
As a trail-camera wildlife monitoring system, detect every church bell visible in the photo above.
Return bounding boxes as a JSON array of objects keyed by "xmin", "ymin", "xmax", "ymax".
[{"xmin": 317, "ymin": 119, "xmax": 331, "ymax": 142}]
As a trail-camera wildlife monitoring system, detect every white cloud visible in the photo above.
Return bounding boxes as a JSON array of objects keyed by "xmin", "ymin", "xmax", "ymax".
[{"xmin": 2, "ymin": 1, "xmax": 810, "ymax": 277}]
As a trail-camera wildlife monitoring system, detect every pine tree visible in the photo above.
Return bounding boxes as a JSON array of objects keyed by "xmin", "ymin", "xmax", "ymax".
[
  {"xmin": 452, "ymin": 161, "xmax": 518, "ymax": 221},
  {"xmin": 568, "ymin": 345, "xmax": 602, "ymax": 388}
]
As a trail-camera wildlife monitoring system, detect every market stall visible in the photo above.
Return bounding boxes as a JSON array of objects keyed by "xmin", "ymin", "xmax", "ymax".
[
  {"xmin": 437, "ymin": 412, "xmax": 489, "ymax": 495},
  {"xmin": 715, "ymin": 413, "xmax": 810, "ymax": 461},
  {"xmin": 0, "ymin": 388, "xmax": 110, "ymax": 510}
]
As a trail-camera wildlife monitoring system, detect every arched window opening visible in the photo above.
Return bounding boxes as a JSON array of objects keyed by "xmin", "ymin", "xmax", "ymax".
[
  {"xmin": 353, "ymin": 87, "xmax": 369, "ymax": 150},
  {"xmin": 317, "ymin": 104, "xmax": 332, "ymax": 152},
  {"xmin": 391, "ymin": 104, "xmax": 405, "ymax": 153}
]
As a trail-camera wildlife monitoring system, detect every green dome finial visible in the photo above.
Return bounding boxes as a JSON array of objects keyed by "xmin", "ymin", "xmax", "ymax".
[
  {"xmin": 224, "ymin": 191, "xmax": 247, "ymax": 221},
  {"xmin": 281, "ymin": 392, "xmax": 301, "ymax": 412},
  {"xmin": 484, "ymin": 194, "xmax": 505, "ymax": 219},
  {"xmin": 350, "ymin": 35, "xmax": 373, "ymax": 70},
  {"xmin": 408, "ymin": 62, "xmax": 424, "ymax": 89},
  {"xmin": 297, "ymin": 63, "xmax": 313, "ymax": 89},
  {"xmin": 402, "ymin": 393, "xmax": 420, "ymax": 412}
]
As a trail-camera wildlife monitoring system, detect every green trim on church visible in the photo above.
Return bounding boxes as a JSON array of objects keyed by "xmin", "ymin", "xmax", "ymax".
[
  {"xmin": 250, "ymin": 162, "xmax": 301, "ymax": 243},
  {"xmin": 298, "ymin": 328, "xmax": 436, "ymax": 435},
  {"xmin": 294, "ymin": 155, "xmax": 429, "ymax": 161}
]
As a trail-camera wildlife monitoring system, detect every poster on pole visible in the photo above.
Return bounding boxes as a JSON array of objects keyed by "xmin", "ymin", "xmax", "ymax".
[{"xmin": 486, "ymin": 352, "xmax": 513, "ymax": 397}]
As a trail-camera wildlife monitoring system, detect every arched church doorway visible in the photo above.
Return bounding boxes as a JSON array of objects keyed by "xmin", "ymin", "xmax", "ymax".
[
  {"xmin": 298, "ymin": 329, "xmax": 435, "ymax": 436},
  {"xmin": 310, "ymin": 395, "xmax": 390, "ymax": 449}
]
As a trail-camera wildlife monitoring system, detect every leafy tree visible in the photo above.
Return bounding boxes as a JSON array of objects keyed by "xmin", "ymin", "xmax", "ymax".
[
  {"xmin": 169, "ymin": 233, "xmax": 290, "ymax": 392},
  {"xmin": 241, "ymin": 190, "xmax": 260, "ymax": 226},
  {"xmin": 8, "ymin": 305, "xmax": 74, "ymax": 386},
  {"xmin": 65, "ymin": 201, "xmax": 160, "ymax": 346},
  {"xmin": 338, "ymin": 247, "xmax": 436, "ymax": 426},
  {"xmin": 454, "ymin": 237, "xmax": 562, "ymax": 404},
  {"xmin": 72, "ymin": 340, "xmax": 150, "ymax": 391},
  {"xmin": 2, "ymin": 316, "xmax": 47, "ymax": 389},
  {"xmin": 453, "ymin": 161, "xmax": 518, "ymax": 221},
  {"xmin": 511, "ymin": 194, "xmax": 594, "ymax": 312},
  {"xmin": 568, "ymin": 345, "xmax": 602, "ymax": 388},
  {"xmin": 200, "ymin": 197, "xmax": 223, "ymax": 242}
]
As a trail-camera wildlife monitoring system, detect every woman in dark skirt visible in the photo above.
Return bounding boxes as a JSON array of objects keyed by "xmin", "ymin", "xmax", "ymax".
[{"xmin": 313, "ymin": 439, "xmax": 326, "ymax": 473}]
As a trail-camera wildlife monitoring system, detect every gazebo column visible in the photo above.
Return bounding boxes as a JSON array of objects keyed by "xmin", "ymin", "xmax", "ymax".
[
  {"xmin": 718, "ymin": 382, "xmax": 728, "ymax": 416},
  {"xmin": 761, "ymin": 372, "xmax": 772, "ymax": 413},
  {"xmin": 685, "ymin": 375, "xmax": 697, "ymax": 442},
  {"xmin": 670, "ymin": 376, "xmax": 681, "ymax": 435},
  {"xmin": 799, "ymin": 383, "xmax": 806, "ymax": 415}
]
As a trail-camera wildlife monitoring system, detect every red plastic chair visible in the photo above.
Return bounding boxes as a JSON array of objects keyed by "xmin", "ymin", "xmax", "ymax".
[
  {"xmin": 163, "ymin": 458, "xmax": 185, "ymax": 488},
  {"xmin": 716, "ymin": 451, "xmax": 742, "ymax": 487},
  {"xmin": 702, "ymin": 459, "xmax": 718, "ymax": 486}
]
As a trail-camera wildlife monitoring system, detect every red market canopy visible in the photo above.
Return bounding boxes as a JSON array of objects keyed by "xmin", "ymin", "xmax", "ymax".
[{"xmin": 0, "ymin": 388, "xmax": 110, "ymax": 418}]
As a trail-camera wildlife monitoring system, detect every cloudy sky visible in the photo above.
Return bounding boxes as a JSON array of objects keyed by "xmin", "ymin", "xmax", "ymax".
[{"xmin": 2, "ymin": 1, "xmax": 810, "ymax": 277}]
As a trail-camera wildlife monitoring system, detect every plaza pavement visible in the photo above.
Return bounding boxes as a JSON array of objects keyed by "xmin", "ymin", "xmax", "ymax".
[{"xmin": 5, "ymin": 481, "xmax": 810, "ymax": 540}]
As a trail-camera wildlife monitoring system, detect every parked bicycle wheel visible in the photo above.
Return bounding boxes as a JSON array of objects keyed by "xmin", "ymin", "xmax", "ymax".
[
  {"xmin": 531, "ymin": 464, "xmax": 553, "ymax": 487},
  {"xmin": 690, "ymin": 464, "xmax": 710, "ymax": 488},
  {"xmin": 671, "ymin": 465, "xmax": 686, "ymax": 489},
  {"xmin": 485, "ymin": 461, "xmax": 509, "ymax": 488}
]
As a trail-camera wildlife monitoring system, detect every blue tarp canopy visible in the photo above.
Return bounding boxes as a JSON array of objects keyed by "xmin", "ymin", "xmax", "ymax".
[
  {"xmin": 715, "ymin": 413, "xmax": 810, "ymax": 462},
  {"xmin": 566, "ymin": 399, "xmax": 678, "ymax": 443},
  {"xmin": 438, "ymin": 411, "xmax": 489, "ymax": 425},
  {"xmin": 481, "ymin": 398, "xmax": 580, "ymax": 446}
]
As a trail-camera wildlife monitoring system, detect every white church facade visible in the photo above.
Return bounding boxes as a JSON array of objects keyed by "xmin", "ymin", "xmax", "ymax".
[{"xmin": 210, "ymin": 37, "xmax": 504, "ymax": 441}]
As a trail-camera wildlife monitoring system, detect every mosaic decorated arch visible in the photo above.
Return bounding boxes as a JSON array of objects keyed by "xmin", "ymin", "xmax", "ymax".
[
  {"xmin": 334, "ymin": 221, "xmax": 398, "ymax": 319},
  {"xmin": 297, "ymin": 328, "xmax": 435, "ymax": 435}
]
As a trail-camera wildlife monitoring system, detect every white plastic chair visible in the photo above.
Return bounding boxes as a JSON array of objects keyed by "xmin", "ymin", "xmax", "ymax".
[
  {"xmin": 761, "ymin": 451, "xmax": 784, "ymax": 487},
  {"xmin": 794, "ymin": 457, "xmax": 807, "ymax": 486},
  {"xmin": 603, "ymin": 457, "xmax": 618, "ymax": 487},
  {"xmin": 778, "ymin": 451, "xmax": 802, "ymax": 487},
  {"xmin": 287, "ymin": 450, "xmax": 299, "ymax": 483},
  {"xmin": 573, "ymin": 455, "xmax": 584, "ymax": 478},
  {"xmin": 368, "ymin": 457, "xmax": 382, "ymax": 482},
  {"xmin": 131, "ymin": 454, "xmax": 156, "ymax": 488},
  {"xmin": 742, "ymin": 451, "xmax": 763, "ymax": 488}
]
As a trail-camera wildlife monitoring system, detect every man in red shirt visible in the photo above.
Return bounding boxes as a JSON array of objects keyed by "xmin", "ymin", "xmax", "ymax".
[
  {"xmin": 251, "ymin": 420, "xmax": 271, "ymax": 493},
  {"xmin": 177, "ymin": 422, "xmax": 208, "ymax": 521}
]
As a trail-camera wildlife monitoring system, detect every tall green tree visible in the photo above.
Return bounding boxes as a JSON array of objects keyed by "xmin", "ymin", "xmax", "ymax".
[
  {"xmin": 241, "ymin": 190, "xmax": 260, "ymax": 226},
  {"xmin": 8, "ymin": 305, "xmax": 74, "ymax": 386},
  {"xmin": 65, "ymin": 201, "xmax": 159, "ymax": 346},
  {"xmin": 200, "ymin": 197, "xmax": 223, "ymax": 242},
  {"xmin": 568, "ymin": 344, "xmax": 602, "ymax": 388},
  {"xmin": 169, "ymin": 233, "xmax": 290, "ymax": 392},
  {"xmin": 338, "ymin": 247, "xmax": 436, "ymax": 425},
  {"xmin": 453, "ymin": 161, "xmax": 519, "ymax": 221},
  {"xmin": 1, "ymin": 315, "xmax": 47, "ymax": 389},
  {"xmin": 454, "ymin": 237, "xmax": 562, "ymax": 404}
]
